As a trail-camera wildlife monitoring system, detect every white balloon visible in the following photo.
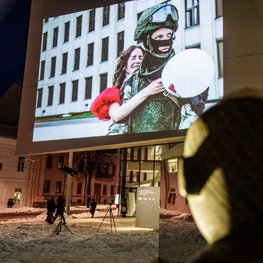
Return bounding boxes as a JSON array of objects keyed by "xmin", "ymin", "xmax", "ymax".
[{"xmin": 161, "ymin": 49, "xmax": 215, "ymax": 98}]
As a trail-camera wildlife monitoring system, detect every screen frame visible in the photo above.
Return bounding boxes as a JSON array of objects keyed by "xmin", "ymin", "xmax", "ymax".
[{"xmin": 17, "ymin": 0, "xmax": 225, "ymax": 155}]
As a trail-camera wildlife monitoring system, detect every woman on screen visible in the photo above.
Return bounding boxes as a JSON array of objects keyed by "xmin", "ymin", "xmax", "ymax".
[
  {"xmin": 90, "ymin": 45, "xmax": 165, "ymax": 135},
  {"xmin": 91, "ymin": 3, "xmax": 209, "ymax": 135}
]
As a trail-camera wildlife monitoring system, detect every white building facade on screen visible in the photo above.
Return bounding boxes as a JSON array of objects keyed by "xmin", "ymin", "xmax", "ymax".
[{"xmin": 35, "ymin": 0, "xmax": 223, "ymax": 118}]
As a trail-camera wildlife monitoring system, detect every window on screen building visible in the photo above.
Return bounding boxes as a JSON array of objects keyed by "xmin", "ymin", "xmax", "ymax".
[
  {"xmin": 88, "ymin": 9, "xmax": 95, "ymax": 32},
  {"xmin": 52, "ymin": 27, "xmax": 58, "ymax": 47},
  {"xmin": 76, "ymin": 15, "xmax": 82, "ymax": 38},
  {"xmin": 117, "ymin": 31, "xmax": 124, "ymax": 57},
  {"xmin": 39, "ymin": 60, "xmax": 45, "ymax": 80},
  {"xmin": 118, "ymin": 3, "xmax": 125, "ymax": 20},
  {"xmin": 72, "ymin": 80, "xmax": 78, "ymax": 101},
  {"xmin": 103, "ymin": 6, "xmax": 110, "ymax": 26},
  {"xmin": 100, "ymin": 73, "xmax": 107, "ymax": 92},
  {"xmin": 101, "ymin": 37, "xmax": 109, "ymax": 62},
  {"xmin": 47, "ymin": 86, "xmax": 54, "ymax": 106},
  {"xmin": 185, "ymin": 0, "xmax": 200, "ymax": 28},
  {"xmin": 59, "ymin": 83, "xmax": 66, "ymax": 104},
  {"xmin": 64, "ymin": 21, "xmax": 70, "ymax": 43},
  {"xmin": 73, "ymin": 48, "xmax": 80, "ymax": 71},
  {"xmin": 36, "ymin": 88, "xmax": 43, "ymax": 108},
  {"xmin": 61, "ymin": 52, "xmax": 68, "ymax": 74},
  {"xmin": 42, "ymin": 31, "xmax": 47, "ymax": 51},
  {"xmin": 87, "ymin": 42, "xmax": 94, "ymax": 66},
  {"xmin": 85, "ymin": 77, "xmax": 92, "ymax": 99},
  {"xmin": 50, "ymin": 56, "xmax": 56, "ymax": 77}
]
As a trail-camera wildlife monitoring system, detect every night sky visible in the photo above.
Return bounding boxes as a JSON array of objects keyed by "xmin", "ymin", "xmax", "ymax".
[{"xmin": 0, "ymin": 0, "xmax": 31, "ymax": 96}]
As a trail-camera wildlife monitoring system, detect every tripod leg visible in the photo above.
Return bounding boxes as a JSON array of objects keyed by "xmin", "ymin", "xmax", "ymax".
[
  {"xmin": 110, "ymin": 210, "xmax": 117, "ymax": 232},
  {"xmin": 97, "ymin": 208, "xmax": 109, "ymax": 233},
  {"xmin": 62, "ymin": 223, "xmax": 73, "ymax": 234},
  {"xmin": 50, "ymin": 222, "xmax": 62, "ymax": 237}
]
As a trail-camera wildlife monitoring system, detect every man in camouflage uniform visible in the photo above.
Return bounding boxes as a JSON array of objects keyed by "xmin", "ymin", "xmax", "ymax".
[{"xmin": 126, "ymin": 3, "xmax": 208, "ymax": 133}]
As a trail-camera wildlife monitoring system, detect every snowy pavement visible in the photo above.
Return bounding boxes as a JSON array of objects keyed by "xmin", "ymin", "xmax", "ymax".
[{"xmin": 0, "ymin": 206, "xmax": 207, "ymax": 262}]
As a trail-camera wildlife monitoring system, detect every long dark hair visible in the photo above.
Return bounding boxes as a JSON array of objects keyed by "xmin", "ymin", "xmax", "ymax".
[{"xmin": 113, "ymin": 45, "xmax": 144, "ymax": 87}]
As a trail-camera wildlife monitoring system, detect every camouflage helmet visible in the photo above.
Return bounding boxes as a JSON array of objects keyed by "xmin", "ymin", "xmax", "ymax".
[{"xmin": 134, "ymin": 3, "xmax": 179, "ymax": 41}]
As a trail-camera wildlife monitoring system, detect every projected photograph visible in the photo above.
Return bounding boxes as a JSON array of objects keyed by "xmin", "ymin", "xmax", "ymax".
[{"xmin": 33, "ymin": 0, "xmax": 223, "ymax": 142}]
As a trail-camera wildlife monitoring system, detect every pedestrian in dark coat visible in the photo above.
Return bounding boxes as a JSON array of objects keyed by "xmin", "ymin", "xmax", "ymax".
[
  {"xmin": 53, "ymin": 195, "xmax": 66, "ymax": 224},
  {"xmin": 46, "ymin": 197, "xmax": 56, "ymax": 224},
  {"xmin": 89, "ymin": 198, "xmax": 97, "ymax": 218},
  {"xmin": 7, "ymin": 198, "xmax": 14, "ymax": 208}
]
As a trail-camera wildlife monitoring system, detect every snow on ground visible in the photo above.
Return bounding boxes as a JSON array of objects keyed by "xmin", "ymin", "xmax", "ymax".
[{"xmin": 0, "ymin": 205, "xmax": 207, "ymax": 262}]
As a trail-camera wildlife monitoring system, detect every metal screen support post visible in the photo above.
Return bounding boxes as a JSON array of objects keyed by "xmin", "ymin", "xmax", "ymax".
[{"xmin": 65, "ymin": 151, "xmax": 73, "ymax": 215}]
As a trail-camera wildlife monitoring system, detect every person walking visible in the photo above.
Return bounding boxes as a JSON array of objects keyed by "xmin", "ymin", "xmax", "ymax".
[
  {"xmin": 7, "ymin": 198, "xmax": 14, "ymax": 208},
  {"xmin": 53, "ymin": 195, "xmax": 66, "ymax": 224},
  {"xmin": 46, "ymin": 197, "xmax": 56, "ymax": 224},
  {"xmin": 89, "ymin": 198, "xmax": 97, "ymax": 218}
]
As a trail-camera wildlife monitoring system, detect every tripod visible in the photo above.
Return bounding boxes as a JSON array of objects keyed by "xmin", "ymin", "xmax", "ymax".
[
  {"xmin": 50, "ymin": 216, "xmax": 73, "ymax": 237},
  {"xmin": 97, "ymin": 203, "xmax": 117, "ymax": 233}
]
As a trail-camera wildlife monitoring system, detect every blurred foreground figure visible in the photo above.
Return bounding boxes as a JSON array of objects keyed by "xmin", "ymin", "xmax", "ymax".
[{"xmin": 179, "ymin": 88, "xmax": 263, "ymax": 262}]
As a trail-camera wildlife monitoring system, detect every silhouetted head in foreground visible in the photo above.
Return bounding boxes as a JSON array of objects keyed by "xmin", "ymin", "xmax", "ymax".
[{"xmin": 179, "ymin": 88, "xmax": 263, "ymax": 262}]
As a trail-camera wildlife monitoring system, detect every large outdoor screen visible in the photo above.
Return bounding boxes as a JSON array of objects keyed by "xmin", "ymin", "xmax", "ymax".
[{"xmin": 16, "ymin": 0, "xmax": 223, "ymax": 155}]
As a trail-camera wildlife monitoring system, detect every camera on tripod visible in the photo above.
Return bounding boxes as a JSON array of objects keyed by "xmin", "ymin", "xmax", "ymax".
[
  {"xmin": 109, "ymin": 198, "xmax": 115, "ymax": 206},
  {"xmin": 58, "ymin": 162, "xmax": 78, "ymax": 176}
]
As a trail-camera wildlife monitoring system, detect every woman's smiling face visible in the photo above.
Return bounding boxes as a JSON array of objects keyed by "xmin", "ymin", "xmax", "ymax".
[{"xmin": 126, "ymin": 48, "xmax": 144, "ymax": 76}]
